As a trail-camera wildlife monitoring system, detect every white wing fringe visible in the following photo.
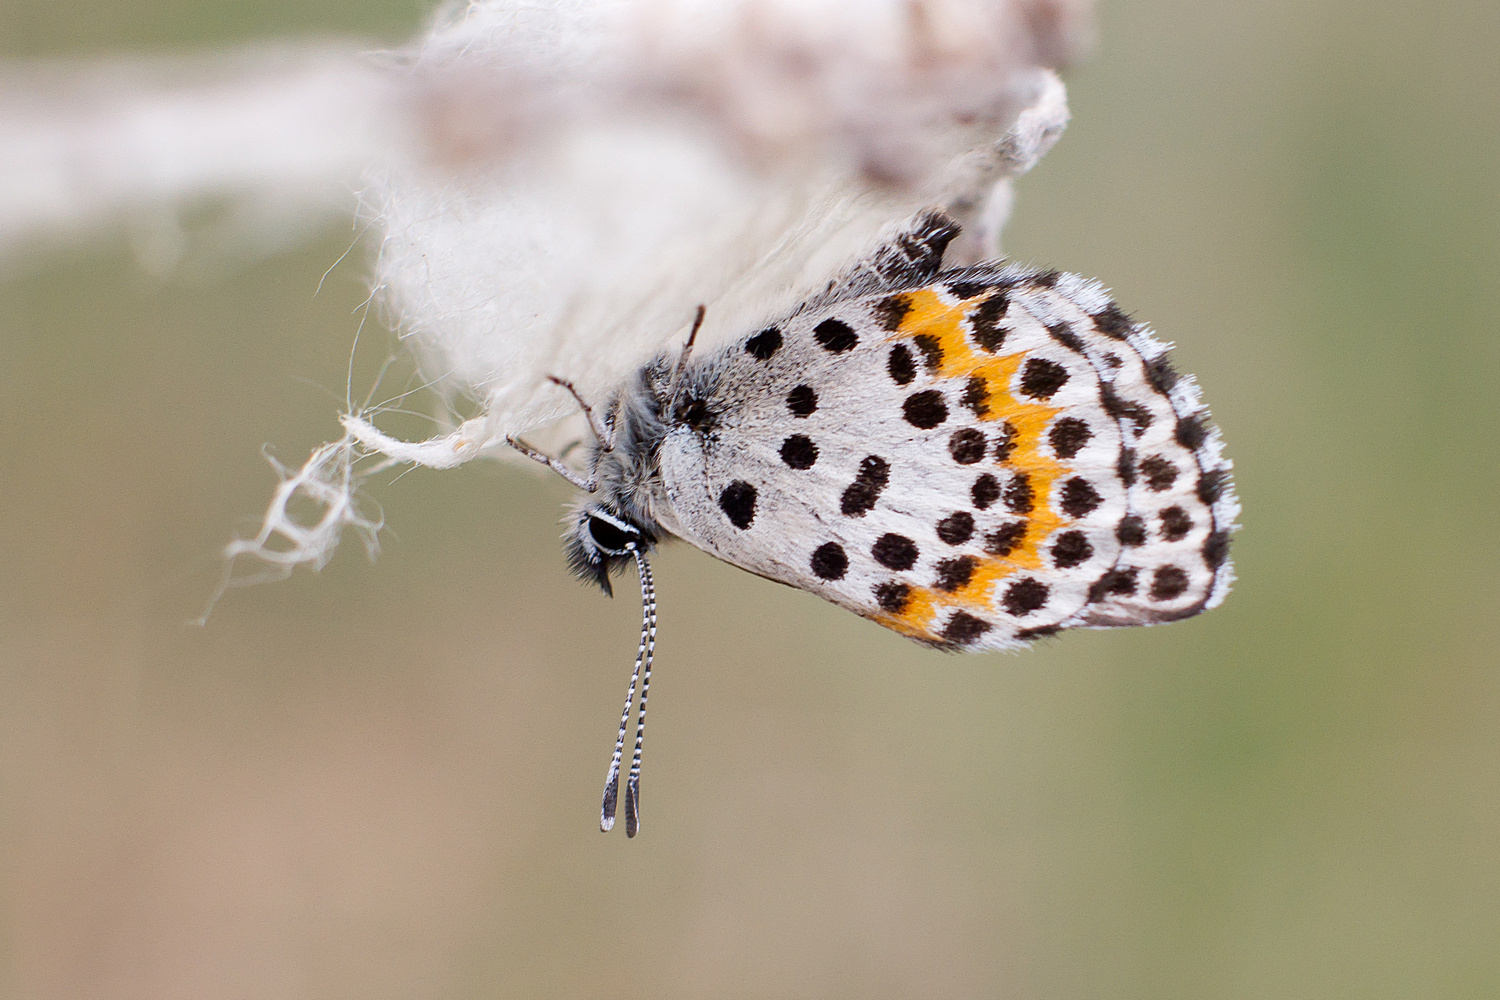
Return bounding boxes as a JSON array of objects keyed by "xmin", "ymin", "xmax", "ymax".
[{"xmin": 214, "ymin": 0, "xmax": 1087, "ymax": 587}]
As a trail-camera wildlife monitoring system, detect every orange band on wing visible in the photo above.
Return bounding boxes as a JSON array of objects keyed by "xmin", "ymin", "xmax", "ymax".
[{"xmin": 875, "ymin": 287, "xmax": 1069, "ymax": 638}]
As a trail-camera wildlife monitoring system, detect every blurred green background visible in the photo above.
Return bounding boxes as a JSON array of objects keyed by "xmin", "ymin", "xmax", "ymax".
[{"xmin": 2, "ymin": 1, "xmax": 1497, "ymax": 997}]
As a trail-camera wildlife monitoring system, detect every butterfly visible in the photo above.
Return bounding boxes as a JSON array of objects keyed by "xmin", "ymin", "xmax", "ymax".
[{"xmin": 508, "ymin": 210, "xmax": 1237, "ymax": 835}]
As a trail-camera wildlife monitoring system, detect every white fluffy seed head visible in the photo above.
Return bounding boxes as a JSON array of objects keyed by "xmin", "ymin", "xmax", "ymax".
[
  {"xmin": 370, "ymin": 0, "xmax": 1084, "ymax": 445},
  {"xmin": 223, "ymin": 0, "xmax": 1087, "ymax": 587}
]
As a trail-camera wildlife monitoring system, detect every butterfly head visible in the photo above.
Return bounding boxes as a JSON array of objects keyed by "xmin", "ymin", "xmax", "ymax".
[{"xmin": 565, "ymin": 504, "xmax": 657, "ymax": 596}]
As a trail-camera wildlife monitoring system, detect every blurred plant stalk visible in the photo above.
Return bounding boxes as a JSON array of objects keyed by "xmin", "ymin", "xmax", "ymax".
[
  {"xmin": 0, "ymin": 45, "xmax": 403, "ymax": 274},
  {"xmin": 0, "ymin": 0, "xmax": 1089, "ymax": 277}
]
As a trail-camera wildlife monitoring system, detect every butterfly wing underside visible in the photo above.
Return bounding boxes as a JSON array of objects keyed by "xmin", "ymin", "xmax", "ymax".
[{"xmin": 657, "ymin": 265, "xmax": 1236, "ymax": 651}]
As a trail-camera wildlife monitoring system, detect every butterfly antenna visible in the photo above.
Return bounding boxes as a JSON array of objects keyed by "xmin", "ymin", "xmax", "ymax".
[
  {"xmin": 624, "ymin": 547, "xmax": 656, "ymax": 837},
  {"xmin": 665, "ymin": 304, "xmax": 705, "ymax": 416},
  {"xmin": 601, "ymin": 544, "xmax": 657, "ymax": 835}
]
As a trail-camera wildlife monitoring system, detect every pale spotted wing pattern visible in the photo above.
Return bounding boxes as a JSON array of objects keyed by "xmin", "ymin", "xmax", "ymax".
[
  {"xmin": 538, "ymin": 211, "xmax": 1238, "ymax": 832},
  {"xmin": 656, "ymin": 265, "xmax": 1236, "ymax": 650}
]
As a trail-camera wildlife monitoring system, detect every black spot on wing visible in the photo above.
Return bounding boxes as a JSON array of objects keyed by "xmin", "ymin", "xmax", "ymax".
[
  {"xmin": 942, "ymin": 611, "xmax": 991, "ymax": 645},
  {"xmin": 1051, "ymin": 531, "xmax": 1093, "ymax": 569},
  {"xmin": 744, "ymin": 326, "xmax": 782, "ymax": 360},
  {"xmin": 1116, "ymin": 515, "xmax": 1146, "ymax": 546},
  {"xmin": 1204, "ymin": 530, "xmax": 1231, "ymax": 569},
  {"xmin": 1139, "ymin": 456, "xmax": 1179, "ymax": 492},
  {"xmin": 1175, "ymin": 414, "xmax": 1208, "ymax": 450},
  {"xmin": 1092, "ymin": 303, "xmax": 1134, "ymax": 340},
  {"xmin": 1003, "ymin": 473, "xmax": 1034, "ymax": 514},
  {"xmin": 1048, "ymin": 417, "xmax": 1091, "ymax": 459},
  {"xmin": 912, "ymin": 334, "xmax": 944, "ymax": 372},
  {"xmin": 1088, "ymin": 567, "xmax": 1139, "ymax": 602},
  {"xmin": 1002, "ymin": 578, "xmax": 1049, "ymax": 616},
  {"xmin": 887, "ymin": 344, "xmax": 916, "ymax": 386},
  {"xmin": 873, "ymin": 295, "xmax": 911, "ymax": 331},
  {"xmin": 872, "ymin": 533, "xmax": 919, "ymax": 571},
  {"xmin": 993, "ymin": 421, "xmax": 1018, "ymax": 463},
  {"xmin": 969, "ymin": 293, "xmax": 1010, "ymax": 352},
  {"xmin": 984, "ymin": 521, "xmax": 1027, "ymax": 557},
  {"xmin": 810, "ymin": 542, "xmax": 848, "ymax": 580},
  {"xmin": 1019, "ymin": 358, "xmax": 1069, "ymax": 400},
  {"xmin": 814, "ymin": 318, "xmax": 859, "ymax": 353},
  {"xmin": 946, "ymin": 281, "xmax": 990, "ymax": 300},
  {"xmin": 718, "ymin": 481, "xmax": 757, "ymax": 529},
  {"xmin": 948, "ymin": 428, "xmax": 987, "ymax": 465},
  {"xmin": 786, "ymin": 384, "xmax": 817, "ymax": 417},
  {"xmin": 1159, "ymin": 506, "xmax": 1192, "ymax": 541},
  {"xmin": 936, "ymin": 512, "xmax": 975, "ymax": 545},
  {"xmin": 971, "ymin": 473, "xmax": 1001, "ymax": 510},
  {"xmin": 779, "ymin": 435, "xmax": 818, "ymax": 470},
  {"xmin": 840, "ymin": 456, "xmax": 890, "ymax": 516},
  {"xmin": 933, "ymin": 556, "xmax": 978, "ymax": 592},
  {"xmin": 1198, "ymin": 468, "xmax": 1231, "ymax": 506},
  {"xmin": 1150, "ymin": 566, "xmax": 1190, "ymax": 601},
  {"xmin": 961, "ymin": 376, "xmax": 990, "ymax": 417},
  {"xmin": 874, "ymin": 581, "xmax": 912, "ymax": 614},
  {"xmin": 1060, "ymin": 478, "xmax": 1102, "ymax": 518},
  {"xmin": 903, "ymin": 390, "xmax": 948, "ymax": 429},
  {"xmin": 1046, "ymin": 322, "xmax": 1086, "ymax": 354},
  {"xmin": 1145, "ymin": 354, "xmax": 1180, "ymax": 395}
]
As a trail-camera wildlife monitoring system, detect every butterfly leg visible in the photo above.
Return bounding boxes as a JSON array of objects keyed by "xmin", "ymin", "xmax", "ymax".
[
  {"xmin": 505, "ymin": 435, "xmax": 596, "ymax": 492},
  {"xmin": 547, "ymin": 376, "xmax": 616, "ymax": 452},
  {"xmin": 507, "ymin": 375, "xmax": 619, "ymax": 489},
  {"xmin": 665, "ymin": 304, "xmax": 706, "ymax": 414}
]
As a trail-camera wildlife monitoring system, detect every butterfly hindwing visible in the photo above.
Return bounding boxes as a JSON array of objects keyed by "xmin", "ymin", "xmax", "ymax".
[{"xmin": 656, "ymin": 263, "xmax": 1234, "ymax": 650}]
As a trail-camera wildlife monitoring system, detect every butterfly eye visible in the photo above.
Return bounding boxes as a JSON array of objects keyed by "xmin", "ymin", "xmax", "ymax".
[{"xmin": 587, "ymin": 513, "xmax": 640, "ymax": 556}]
